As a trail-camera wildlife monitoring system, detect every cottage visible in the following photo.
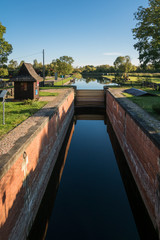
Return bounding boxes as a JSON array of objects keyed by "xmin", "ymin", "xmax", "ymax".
[{"xmin": 12, "ymin": 63, "xmax": 42, "ymax": 100}]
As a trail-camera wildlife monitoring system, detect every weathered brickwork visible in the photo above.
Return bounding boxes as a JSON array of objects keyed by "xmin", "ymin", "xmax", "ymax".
[
  {"xmin": 106, "ymin": 90, "xmax": 160, "ymax": 234},
  {"xmin": 0, "ymin": 90, "xmax": 74, "ymax": 240}
]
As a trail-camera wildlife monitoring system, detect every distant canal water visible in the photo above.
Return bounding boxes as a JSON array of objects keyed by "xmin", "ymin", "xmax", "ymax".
[
  {"xmin": 71, "ymin": 77, "xmax": 119, "ymax": 89},
  {"xmin": 28, "ymin": 78, "xmax": 158, "ymax": 240},
  {"xmin": 71, "ymin": 77, "xmax": 106, "ymax": 89}
]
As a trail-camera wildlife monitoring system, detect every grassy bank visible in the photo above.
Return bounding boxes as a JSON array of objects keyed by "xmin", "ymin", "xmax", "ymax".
[
  {"xmin": 39, "ymin": 91, "xmax": 59, "ymax": 97},
  {"xmin": 0, "ymin": 101, "xmax": 47, "ymax": 138},
  {"xmin": 104, "ymin": 74, "xmax": 160, "ymax": 84},
  {"xmin": 122, "ymin": 88, "xmax": 160, "ymax": 121},
  {"xmin": 40, "ymin": 86, "xmax": 71, "ymax": 91},
  {"xmin": 127, "ymin": 76, "xmax": 160, "ymax": 83},
  {"xmin": 54, "ymin": 77, "xmax": 72, "ymax": 86}
]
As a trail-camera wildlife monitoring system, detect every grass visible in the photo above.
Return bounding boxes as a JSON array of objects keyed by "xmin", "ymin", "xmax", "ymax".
[
  {"xmin": 39, "ymin": 77, "xmax": 73, "ymax": 87},
  {"xmin": 130, "ymin": 96, "xmax": 160, "ymax": 120},
  {"xmin": 103, "ymin": 75, "xmax": 115, "ymax": 81},
  {"xmin": 0, "ymin": 86, "xmax": 14, "ymax": 90},
  {"xmin": 122, "ymin": 87, "xmax": 160, "ymax": 121},
  {"xmin": 0, "ymin": 100, "xmax": 47, "ymax": 138},
  {"xmin": 39, "ymin": 91, "xmax": 59, "ymax": 97},
  {"xmin": 54, "ymin": 77, "xmax": 72, "ymax": 86},
  {"xmin": 130, "ymin": 73, "xmax": 160, "ymax": 77},
  {"xmin": 103, "ymin": 75, "xmax": 160, "ymax": 83},
  {"xmin": 39, "ymin": 86, "xmax": 72, "ymax": 90},
  {"xmin": 45, "ymin": 77, "xmax": 55, "ymax": 80},
  {"xmin": 128, "ymin": 76, "xmax": 160, "ymax": 83}
]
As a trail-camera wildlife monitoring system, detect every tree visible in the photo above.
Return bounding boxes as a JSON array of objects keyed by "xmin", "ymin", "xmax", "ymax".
[
  {"xmin": 0, "ymin": 22, "xmax": 13, "ymax": 64},
  {"xmin": 114, "ymin": 56, "xmax": 132, "ymax": 73},
  {"xmin": 113, "ymin": 56, "xmax": 132, "ymax": 82},
  {"xmin": 83, "ymin": 65, "xmax": 96, "ymax": 72},
  {"xmin": 96, "ymin": 64, "xmax": 112, "ymax": 73},
  {"xmin": 32, "ymin": 59, "xmax": 43, "ymax": 76},
  {"xmin": 8, "ymin": 59, "xmax": 18, "ymax": 69},
  {"xmin": 59, "ymin": 56, "xmax": 74, "ymax": 65},
  {"xmin": 0, "ymin": 67, "xmax": 8, "ymax": 77},
  {"xmin": 19, "ymin": 60, "xmax": 25, "ymax": 67},
  {"xmin": 8, "ymin": 59, "xmax": 18, "ymax": 77},
  {"xmin": 52, "ymin": 56, "xmax": 74, "ymax": 76},
  {"xmin": 33, "ymin": 59, "xmax": 39, "ymax": 68},
  {"xmin": 132, "ymin": 0, "xmax": 160, "ymax": 69}
]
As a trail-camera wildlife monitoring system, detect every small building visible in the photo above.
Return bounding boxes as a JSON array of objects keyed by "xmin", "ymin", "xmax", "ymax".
[{"xmin": 12, "ymin": 63, "xmax": 42, "ymax": 100}]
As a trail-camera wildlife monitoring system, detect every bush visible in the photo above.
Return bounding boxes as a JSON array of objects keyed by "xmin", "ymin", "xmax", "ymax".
[
  {"xmin": 23, "ymin": 99, "xmax": 35, "ymax": 105},
  {"xmin": 152, "ymin": 103, "xmax": 160, "ymax": 114}
]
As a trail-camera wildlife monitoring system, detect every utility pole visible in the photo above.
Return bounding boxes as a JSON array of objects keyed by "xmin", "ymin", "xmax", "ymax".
[{"xmin": 43, "ymin": 49, "xmax": 45, "ymax": 86}]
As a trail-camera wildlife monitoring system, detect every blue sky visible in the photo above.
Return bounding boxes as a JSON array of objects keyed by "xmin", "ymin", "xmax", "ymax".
[{"xmin": 1, "ymin": 0, "xmax": 148, "ymax": 67}]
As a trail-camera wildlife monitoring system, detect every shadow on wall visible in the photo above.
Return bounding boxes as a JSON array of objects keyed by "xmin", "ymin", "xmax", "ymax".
[
  {"xmin": 0, "ymin": 93, "xmax": 74, "ymax": 239},
  {"xmin": 27, "ymin": 120, "xmax": 75, "ymax": 240},
  {"xmin": 106, "ymin": 91, "xmax": 160, "ymax": 237},
  {"xmin": 106, "ymin": 117, "xmax": 159, "ymax": 240}
]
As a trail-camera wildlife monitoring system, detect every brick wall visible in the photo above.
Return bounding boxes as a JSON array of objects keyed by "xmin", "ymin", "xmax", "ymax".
[
  {"xmin": 0, "ymin": 90, "xmax": 74, "ymax": 240},
  {"xmin": 106, "ymin": 90, "xmax": 160, "ymax": 235}
]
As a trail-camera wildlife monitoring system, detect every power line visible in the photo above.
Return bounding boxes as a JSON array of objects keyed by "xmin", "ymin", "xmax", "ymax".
[{"xmin": 12, "ymin": 51, "xmax": 42, "ymax": 60}]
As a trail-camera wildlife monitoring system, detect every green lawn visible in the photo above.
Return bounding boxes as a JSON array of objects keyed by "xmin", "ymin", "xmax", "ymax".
[
  {"xmin": 54, "ymin": 77, "xmax": 72, "ymax": 86},
  {"xmin": 122, "ymin": 88, "xmax": 160, "ymax": 121},
  {"xmin": 39, "ymin": 91, "xmax": 59, "ymax": 97},
  {"xmin": 103, "ymin": 75, "xmax": 115, "ymax": 81},
  {"xmin": 148, "ymin": 78, "xmax": 160, "ymax": 83},
  {"xmin": 128, "ymin": 76, "xmax": 160, "ymax": 83},
  {"xmin": 130, "ymin": 73, "xmax": 160, "ymax": 78},
  {"xmin": 103, "ymin": 75, "xmax": 160, "ymax": 84},
  {"xmin": 0, "ymin": 101, "xmax": 47, "ymax": 138}
]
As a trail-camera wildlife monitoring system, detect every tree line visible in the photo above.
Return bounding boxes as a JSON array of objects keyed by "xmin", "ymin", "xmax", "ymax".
[
  {"xmin": 0, "ymin": 0, "xmax": 159, "ymax": 78},
  {"xmin": 0, "ymin": 54, "xmax": 159, "ymax": 79},
  {"xmin": 0, "ymin": 56, "xmax": 75, "ymax": 78}
]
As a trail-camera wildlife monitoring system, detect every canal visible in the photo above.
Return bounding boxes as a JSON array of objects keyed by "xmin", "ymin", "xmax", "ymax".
[
  {"xmin": 71, "ymin": 77, "xmax": 106, "ymax": 89},
  {"xmin": 28, "ymin": 78, "xmax": 158, "ymax": 240}
]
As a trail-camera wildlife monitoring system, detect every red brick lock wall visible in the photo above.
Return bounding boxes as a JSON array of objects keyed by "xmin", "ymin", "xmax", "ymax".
[
  {"xmin": 106, "ymin": 91, "xmax": 160, "ymax": 233},
  {"xmin": 0, "ymin": 90, "xmax": 74, "ymax": 240}
]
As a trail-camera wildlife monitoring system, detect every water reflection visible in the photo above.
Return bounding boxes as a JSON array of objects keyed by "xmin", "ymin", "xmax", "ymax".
[
  {"xmin": 28, "ymin": 111, "xmax": 158, "ymax": 240},
  {"xmin": 71, "ymin": 77, "xmax": 107, "ymax": 89}
]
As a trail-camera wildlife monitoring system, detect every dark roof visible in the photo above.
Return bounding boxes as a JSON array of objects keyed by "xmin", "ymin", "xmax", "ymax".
[
  {"xmin": 12, "ymin": 63, "xmax": 42, "ymax": 82},
  {"xmin": 123, "ymin": 88, "xmax": 156, "ymax": 97}
]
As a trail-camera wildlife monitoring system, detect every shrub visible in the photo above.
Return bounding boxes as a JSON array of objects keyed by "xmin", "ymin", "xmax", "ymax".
[{"xmin": 23, "ymin": 99, "xmax": 34, "ymax": 105}]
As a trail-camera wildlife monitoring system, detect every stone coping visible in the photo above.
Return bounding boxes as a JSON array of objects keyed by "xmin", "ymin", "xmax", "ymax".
[
  {"xmin": 0, "ymin": 88, "xmax": 74, "ymax": 180},
  {"xmin": 107, "ymin": 88, "xmax": 160, "ymax": 150}
]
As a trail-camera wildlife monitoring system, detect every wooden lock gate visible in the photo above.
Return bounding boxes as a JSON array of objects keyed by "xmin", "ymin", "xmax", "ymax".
[{"xmin": 75, "ymin": 89, "xmax": 105, "ymax": 109}]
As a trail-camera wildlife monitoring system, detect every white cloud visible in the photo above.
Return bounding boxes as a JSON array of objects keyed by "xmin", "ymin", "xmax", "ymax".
[{"xmin": 103, "ymin": 52, "xmax": 122, "ymax": 56}]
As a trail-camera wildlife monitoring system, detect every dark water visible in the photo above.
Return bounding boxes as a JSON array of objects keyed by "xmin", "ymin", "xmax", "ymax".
[
  {"xmin": 46, "ymin": 119, "xmax": 140, "ymax": 240},
  {"xmin": 28, "ymin": 114, "xmax": 158, "ymax": 240}
]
